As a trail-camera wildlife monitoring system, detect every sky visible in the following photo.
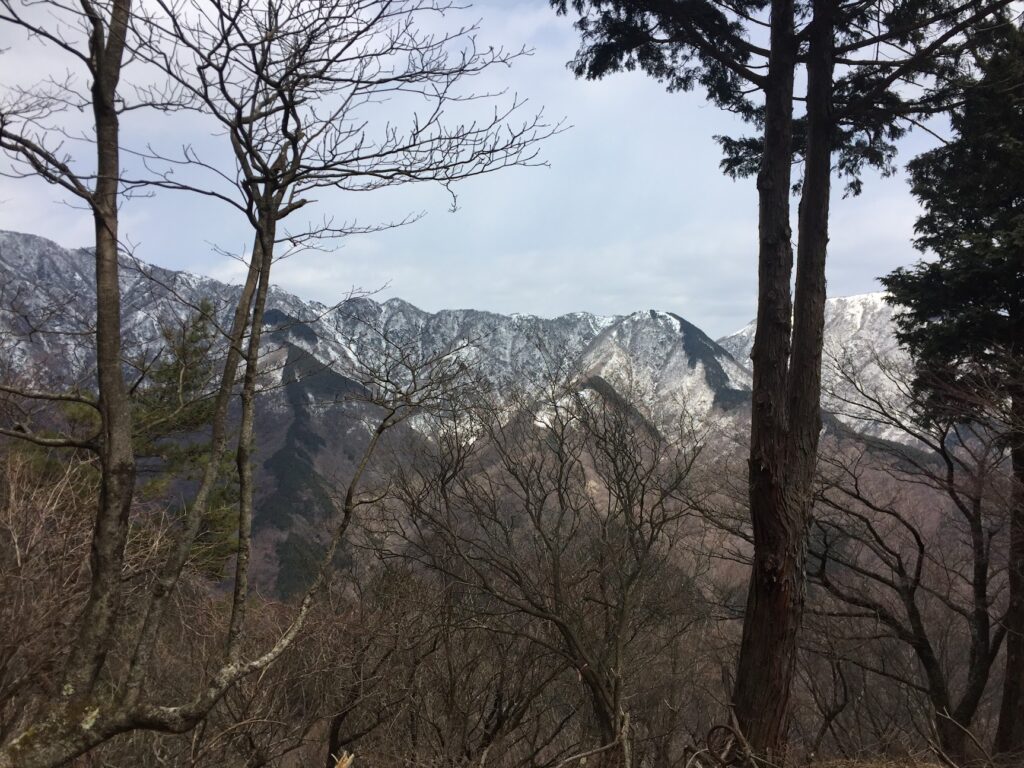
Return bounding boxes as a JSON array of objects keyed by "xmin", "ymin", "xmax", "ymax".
[{"xmin": 0, "ymin": 0, "xmax": 937, "ymax": 338}]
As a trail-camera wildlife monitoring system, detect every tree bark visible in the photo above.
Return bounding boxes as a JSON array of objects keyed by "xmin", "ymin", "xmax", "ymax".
[
  {"xmin": 730, "ymin": 0, "xmax": 797, "ymax": 754},
  {"xmin": 62, "ymin": 0, "xmax": 135, "ymax": 700},
  {"xmin": 732, "ymin": 0, "xmax": 834, "ymax": 758},
  {"xmin": 936, "ymin": 716, "xmax": 969, "ymax": 764},
  {"xmin": 996, "ymin": 388, "xmax": 1024, "ymax": 757},
  {"xmin": 227, "ymin": 217, "xmax": 275, "ymax": 660}
]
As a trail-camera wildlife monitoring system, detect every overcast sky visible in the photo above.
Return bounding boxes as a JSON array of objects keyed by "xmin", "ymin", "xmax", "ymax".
[{"xmin": 0, "ymin": 0, "xmax": 937, "ymax": 338}]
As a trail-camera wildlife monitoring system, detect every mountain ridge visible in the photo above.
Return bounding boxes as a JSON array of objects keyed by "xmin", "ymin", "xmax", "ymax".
[
  {"xmin": 0, "ymin": 230, "xmax": 906, "ymax": 592},
  {"xmin": 0, "ymin": 228, "xmax": 908, "ymax": 439},
  {"xmin": 0, "ymin": 230, "xmax": 756, "ymax": 424}
]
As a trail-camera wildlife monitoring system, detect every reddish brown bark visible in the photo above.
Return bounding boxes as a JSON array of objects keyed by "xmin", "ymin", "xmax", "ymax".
[{"xmin": 732, "ymin": 0, "xmax": 834, "ymax": 758}]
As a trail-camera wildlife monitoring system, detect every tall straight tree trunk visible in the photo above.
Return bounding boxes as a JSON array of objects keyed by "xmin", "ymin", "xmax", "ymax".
[
  {"xmin": 227, "ymin": 216, "xmax": 275, "ymax": 659},
  {"xmin": 63, "ymin": 0, "xmax": 135, "ymax": 700},
  {"xmin": 731, "ymin": 0, "xmax": 797, "ymax": 753},
  {"xmin": 997, "ymin": 387, "xmax": 1024, "ymax": 756},
  {"xmin": 0, "ymin": 4, "xmax": 137, "ymax": 768},
  {"xmin": 732, "ymin": 0, "xmax": 834, "ymax": 758},
  {"xmin": 786, "ymin": 0, "xmax": 833, "ymax": 491}
]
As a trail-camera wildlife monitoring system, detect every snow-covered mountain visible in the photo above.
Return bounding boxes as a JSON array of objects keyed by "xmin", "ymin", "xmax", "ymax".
[
  {"xmin": 582, "ymin": 310, "xmax": 751, "ymax": 426},
  {"xmin": 0, "ymin": 230, "xmax": 753, "ymax": 425},
  {"xmin": 1, "ymin": 231, "xmax": 760, "ymax": 591},
  {"xmin": 717, "ymin": 292, "xmax": 900, "ymax": 366},
  {"xmin": 0, "ymin": 230, "xmax": 908, "ymax": 590},
  {"xmin": 717, "ymin": 292, "xmax": 908, "ymax": 436},
  {"xmin": 2, "ymin": 229, "xmax": 909, "ymax": 435}
]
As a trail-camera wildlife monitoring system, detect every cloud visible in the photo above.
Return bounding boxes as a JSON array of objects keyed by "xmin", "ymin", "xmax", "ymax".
[{"xmin": 0, "ymin": 0, "xmax": 932, "ymax": 339}]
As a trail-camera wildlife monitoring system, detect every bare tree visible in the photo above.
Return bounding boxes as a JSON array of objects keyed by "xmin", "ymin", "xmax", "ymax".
[
  {"xmin": 374, "ymin": 374, "xmax": 711, "ymax": 767},
  {"xmin": 0, "ymin": 0, "xmax": 171, "ymax": 762},
  {"xmin": 0, "ymin": 9, "xmax": 551, "ymax": 766},
  {"xmin": 1, "ymin": 0, "xmax": 554, "ymax": 760},
  {"xmin": 805, "ymin": 350, "xmax": 1014, "ymax": 762},
  {"xmin": 0, "ymin": 289, "xmax": 481, "ymax": 767},
  {"xmin": 0, "ymin": 444, "xmax": 96, "ymax": 745}
]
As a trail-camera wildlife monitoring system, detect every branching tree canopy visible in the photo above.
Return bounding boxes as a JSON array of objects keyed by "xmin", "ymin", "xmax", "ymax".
[
  {"xmin": 552, "ymin": 0, "xmax": 1013, "ymax": 758},
  {"xmin": 552, "ymin": 0, "xmax": 1000, "ymax": 189},
  {"xmin": 0, "ymin": 0, "xmax": 553, "ymax": 766},
  {"xmin": 815, "ymin": 349, "xmax": 1014, "ymax": 762}
]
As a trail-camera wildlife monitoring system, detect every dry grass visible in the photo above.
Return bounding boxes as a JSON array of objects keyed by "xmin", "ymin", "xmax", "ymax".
[{"xmin": 808, "ymin": 762, "xmax": 943, "ymax": 767}]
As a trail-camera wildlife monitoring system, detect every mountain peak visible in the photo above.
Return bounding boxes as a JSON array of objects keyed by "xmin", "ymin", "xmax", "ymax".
[
  {"xmin": 717, "ymin": 290, "xmax": 895, "ymax": 364},
  {"xmin": 0, "ymin": 229, "xmax": 750, "ymax": 426}
]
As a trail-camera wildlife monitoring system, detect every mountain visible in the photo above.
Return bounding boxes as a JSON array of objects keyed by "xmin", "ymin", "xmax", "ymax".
[
  {"xmin": 1, "ymin": 230, "xmax": 912, "ymax": 590},
  {"xmin": 582, "ymin": 310, "xmax": 751, "ymax": 426},
  {"xmin": 0, "ymin": 230, "xmax": 754, "ymax": 418},
  {"xmin": 717, "ymin": 291, "xmax": 900, "ymax": 365},
  {"xmin": 717, "ymin": 292, "xmax": 909, "ymax": 438},
  {"xmin": 0, "ymin": 230, "xmax": 760, "ymax": 592}
]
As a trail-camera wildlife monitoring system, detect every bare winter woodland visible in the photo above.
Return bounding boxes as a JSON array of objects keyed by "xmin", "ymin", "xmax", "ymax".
[{"xmin": 1, "ymin": 0, "xmax": 1022, "ymax": 767}]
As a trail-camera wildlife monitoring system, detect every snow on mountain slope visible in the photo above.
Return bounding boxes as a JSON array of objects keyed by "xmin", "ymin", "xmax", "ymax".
[
  {"xmin": 580, "ymin": 310, "xmax": 751, "ymax": 427},
  {"xmin": 0, "ymin": 230, "xmax": 752, "ymax": 428},
  {"xmin": 717, "ymin": 292, "xmax": 910, "ymax": 435},
  {"xmin": 1, "ymin": 230, "xmax": 259, "ymax": 382},
  {"xmin": 3, "ymin": 230, "xmax": 914, "ymax": 440},
  {"xmin": 2, "ymin": 230, "xmax": 918, "ymax": 590},
  {"xmin": 296, "ymin": 296, "xmax": 618, "ymax": 395},
  {"xmin": 717, "ymin": 292, "xmax": 899, "ymax": 365}
]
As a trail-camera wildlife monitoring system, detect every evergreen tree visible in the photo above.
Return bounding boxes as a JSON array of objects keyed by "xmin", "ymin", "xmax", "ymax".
[
  {"xmin": 552, "ymin": 0, "xmax": 1011, "ymax": 757},
  {"xmin": 133, "ymin": 301, "xmax": 238, "ymax": 577},
  {"xmin": 881, "ymin": 22, "xmax": 1024, "ymax": 756}
]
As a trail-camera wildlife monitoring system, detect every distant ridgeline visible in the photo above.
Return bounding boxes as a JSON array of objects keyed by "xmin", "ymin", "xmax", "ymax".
[{"xmin": 0, "ymin": 230, "xmax": 902, "ymax": 594}]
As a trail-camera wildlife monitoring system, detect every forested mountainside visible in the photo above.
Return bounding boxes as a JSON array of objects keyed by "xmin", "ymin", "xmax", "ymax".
[{"xmin": 0, "ymin": 230, "xmax": 901, "ymax": 593}]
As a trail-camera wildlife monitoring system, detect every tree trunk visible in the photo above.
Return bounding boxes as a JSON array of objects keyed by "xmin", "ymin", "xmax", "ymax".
[
  {"xmin": 913, "ymin": 626, "xmax": 980, "ymax": 766},
  {"xmin": 730, "ymin": 0, "xmax": 797, "ymax": 754},
  {"xmin": 0, "ymin": 4, "xmax": 137, "ymax": 766},
  {"xmin": 226, "ymin": 218, "xmax": 274, "ymax": 659},
  {"xmin": 62, "ymin": 0, "xmax": 135, "ymax": 700},
  {"xmin": 936, "ymin": 715, "xmax": 969, "ymax": 765},
  {"xmin": 733, "ymin": 0, "xmax": 834, "ymax": 759},
  {"xmin": 0, "ymin": 711, "xmax": 127, "ymax": 768},
  {"xmin": 996, "ymin": 390, "xmax": 1024, "ymax": 757}
]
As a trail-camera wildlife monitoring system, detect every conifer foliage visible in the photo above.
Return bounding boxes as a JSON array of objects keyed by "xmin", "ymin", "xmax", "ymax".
[
  {"xmin": 552, "ymin": 0, "xmax": 1014, "ymax": 758},
  {"xmin": 883, "ymin": 22, "xmax": 1024, "ymax": 756}
]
